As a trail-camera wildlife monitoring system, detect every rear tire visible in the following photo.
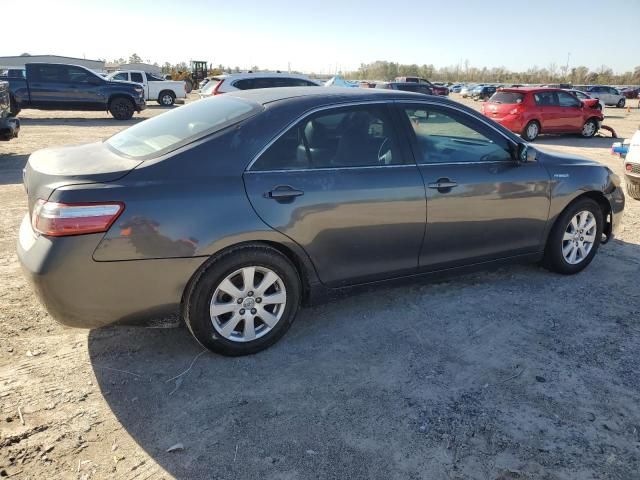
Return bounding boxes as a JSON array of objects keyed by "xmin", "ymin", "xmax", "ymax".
[
  {"xmin": 616, "ymin": 98, "xmax": 625, "ymax": 108},
  {"xmin": 626, "ymin": 181, "xmax": 640, "ymax": 200},
  {"xmin": 109, "ymin": 97, "xmax": 135, "ymax": 120},
  {"xmin": 158, "ymin": 91, "xmax": 176, "ymax": 106},
  {"xmin": 9, "ymin": 95, "xmax": 20, "ymax": 117},
  {"xmin": 184, "ymin": 245, "xmax": 301, "ymax": 356},
  {"xmin": 522, "ymin": 121, "xmax": 540, "ymax": 142},
  {"xmin": 542, "ymin": 198, "xmax": 603, "ymax": 275}
]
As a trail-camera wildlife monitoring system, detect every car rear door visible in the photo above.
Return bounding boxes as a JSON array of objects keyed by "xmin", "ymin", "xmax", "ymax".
[
  {"xmin": 533, "ymin": 91, "xmax": 561, "ymax": 131},
  {"xmin": 243, "ymin": 103, "xmax": 427, "ymax": 287},
  {"xmin": 396, "ymin": 103, "xmax": 550, "ymax": 270},
  {"xmin": 26, "ymin": 64, "xmax": 71, "ymax": 108}
]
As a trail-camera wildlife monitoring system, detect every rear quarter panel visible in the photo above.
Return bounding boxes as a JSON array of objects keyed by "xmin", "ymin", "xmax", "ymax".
[{"xmin": 49, "ymin": 107, "xmax": 324, "ymax": 284}]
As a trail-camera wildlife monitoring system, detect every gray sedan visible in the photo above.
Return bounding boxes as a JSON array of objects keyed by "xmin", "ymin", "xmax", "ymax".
[{"xmin": 18, "ymin": 88, "xmax": 625, "ymax": 355}]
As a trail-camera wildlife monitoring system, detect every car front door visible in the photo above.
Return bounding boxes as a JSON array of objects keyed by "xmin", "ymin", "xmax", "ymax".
[
  {"xmin": 243, "ymin": 103, "xmax": 427, "ymax": 287},
  {"xmin": 556, "ymin": 91, "xmax": 584, "ymax": 132},
  {"xmin": 65, "ymin": 66, "xmax": 105, "ymax": 108},
  {"xmin": 397, "ymin": 103, "xmax": 551, "ymax": 270}
]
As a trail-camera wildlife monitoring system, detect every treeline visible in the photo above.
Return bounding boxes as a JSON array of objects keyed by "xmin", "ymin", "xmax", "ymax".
[{"xmin": 342, "ymin": 60, "xmax": 640, "ymax": 85}]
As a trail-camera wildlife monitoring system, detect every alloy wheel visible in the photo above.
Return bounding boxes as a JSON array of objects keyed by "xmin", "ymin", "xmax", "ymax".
[
  {"xmin": 209, "ymin": 266, "xmax": 287, "ymax": 342},
  {"xmin": 562, "ymin": 210, "xmax": 597, "ymax": 265},
  {"xmin": 582, "ymin": 121, "xmax": 596, "ymax": 137},
  {"xmin": 526, "ymin": 122, "xmax": 538, "ymax": 140}
]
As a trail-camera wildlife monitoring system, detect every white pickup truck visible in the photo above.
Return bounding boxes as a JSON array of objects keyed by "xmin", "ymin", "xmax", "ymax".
[{"xmin": 107, "ymin": 70, "xmax": 186, "ymax": 106}]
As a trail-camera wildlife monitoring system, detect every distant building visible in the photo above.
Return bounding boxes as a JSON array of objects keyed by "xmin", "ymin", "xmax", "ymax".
[
  {"xmin": 105, "ymin": 62, "xmax": 161, "ymax": 74},
  {"xmin": 0, "ymin": 54, "xmax": 105, "ymax": 72}
]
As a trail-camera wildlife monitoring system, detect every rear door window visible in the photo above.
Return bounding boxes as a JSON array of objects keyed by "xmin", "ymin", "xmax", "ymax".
[
  {"xmin": 130, "ymin": 72, "xmax": 144, "ymax": 83},
  {"xmin": 251, "ymin": 104, "xmax": 403, "ymax": 171},
  {"xmin": 533, "ymin": 91, "xmax": 558, "ymax": 106},
  {"xmin": 30, "ymin": 64, "xmax": 67, "ymax": 83}
]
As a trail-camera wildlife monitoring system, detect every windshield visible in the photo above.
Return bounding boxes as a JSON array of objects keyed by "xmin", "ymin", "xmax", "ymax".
[
  {"xmin": 489, "ymin": 92, "xmax": 524, "ymax": 104},
  {"xmin": 106, "ymin": 96, "xmax": 262, "ymax": 159}
]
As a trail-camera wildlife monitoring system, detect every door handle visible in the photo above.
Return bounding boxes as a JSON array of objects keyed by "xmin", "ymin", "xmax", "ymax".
[
  {"xmin": 427, "ymin": 178, "xmax": 458, "ymax": 191},
  {"xmin": 265, "ymin": 185, "xmax": 304, "ymax": 200}
]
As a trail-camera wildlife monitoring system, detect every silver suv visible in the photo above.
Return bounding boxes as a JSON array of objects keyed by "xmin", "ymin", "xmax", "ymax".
[
  {"xmin": 585, "ymin": 86, "xmax": 626, "ymax": 108},
  {"xmin": 200, "ymin": 72, "xmax": 320, "ymax": 97}
]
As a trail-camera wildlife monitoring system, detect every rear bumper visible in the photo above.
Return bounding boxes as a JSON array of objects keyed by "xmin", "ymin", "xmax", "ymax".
[
  {"xmin": 0, "ymin": 115, "xmax": 20, "ymax": 140},
  {"xmin": 17, "ymin": 215, "xmax": 206, "ymax": 329},
  {"xmin": 487, "ymin": 114, "xmax": 525, "ymax": 133}
]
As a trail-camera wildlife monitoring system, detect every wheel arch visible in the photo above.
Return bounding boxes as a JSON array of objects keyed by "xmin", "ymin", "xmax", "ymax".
[
  {"xmin": 107, "ymin": 93, "xmax": 135, "ymax": 110},
  {"xmin": 548, "ymin": 191, "xmax": 612, "ymax": 245},
  {"xmin": 179, "ymin": 239, "xmax": 316, "ymax": 317},
  {"xmin": 158, "ymin": 89, "xmax": 176, "ymax": 100}
]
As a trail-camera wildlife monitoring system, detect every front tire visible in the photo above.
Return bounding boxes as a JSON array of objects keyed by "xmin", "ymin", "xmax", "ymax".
[
  {"xmin": 109, "ymin": 97, "xmax": 135, "ymax": 120},
  {"xmin": 626, "ymin": 181, "xmax": 640, "ymax": 200},
  {"xmin": 616, "ymin": 98, "xmax": 625, "ymax": 108},
  {"xmin": 581, "ymin": 119, "xmax": 598, "ymax": 138},
  {"xmin": 522, "ymin": 121, "xmax": 540, "ymax": 142},
  {"xmin": 184, "ymin": 245, "xmax": 301, "ymax": 356},
  {"xmin": 543, "ymin": 198, "xmax": 603, "ymax": 275}
]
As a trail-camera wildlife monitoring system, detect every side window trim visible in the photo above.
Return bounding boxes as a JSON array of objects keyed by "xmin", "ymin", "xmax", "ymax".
[{"xmin": 393, "ymin": 101, "xmax": 517, "ymax": 166}]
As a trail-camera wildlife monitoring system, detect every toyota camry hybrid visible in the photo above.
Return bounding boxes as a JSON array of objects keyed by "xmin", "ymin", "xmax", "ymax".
[{"xmin": 17, "ymin": 87, "xmax": 625, "ymax": 356}]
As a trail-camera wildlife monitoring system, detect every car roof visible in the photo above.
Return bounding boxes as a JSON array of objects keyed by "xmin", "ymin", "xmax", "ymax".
[
  {"xmin": 226, "ymin": 86, "xmax": 451, "ymax": 106},
  {"xmin": 498, "ymin": 87, "xmax": 564, "ymax": 93},
  {"xmin": 214, "ymin": 72, "xmax": 314, "ymax": 80}
]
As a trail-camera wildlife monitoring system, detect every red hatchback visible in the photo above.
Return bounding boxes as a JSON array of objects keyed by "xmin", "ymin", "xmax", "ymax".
[{"xmin": 480, "ymin": 88, "xmax": 604, "ymax": 141}]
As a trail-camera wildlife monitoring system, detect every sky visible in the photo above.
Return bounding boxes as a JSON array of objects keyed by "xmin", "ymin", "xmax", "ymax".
[{"xmin": 4, "ymin": 0, "xmax": 638, "ymax": 74}]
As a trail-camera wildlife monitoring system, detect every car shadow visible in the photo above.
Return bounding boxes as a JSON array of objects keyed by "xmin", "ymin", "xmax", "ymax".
[
  {"xmin": 87, "ymin": 237, "xmax": 640, "ymax": 479},
  {"xmin": 0, "ymin": 153, "xmax": 28, "ymax": 185},
  {"xmin": 534, "ymin": 135, "xmax": 616, "ymax": 150}
]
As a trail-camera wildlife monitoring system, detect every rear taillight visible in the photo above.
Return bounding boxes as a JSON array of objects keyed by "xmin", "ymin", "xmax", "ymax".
[
  {"xmin": 509, "ymin": 105, "xmax": 524, "ymax": 115},
  {"xmin": 212, "ymin": 80, "xmax": 224, "ymax": 95},
  {"xmin": 31, "ymin": 200, "xmax": 124, "ymax": 237}
]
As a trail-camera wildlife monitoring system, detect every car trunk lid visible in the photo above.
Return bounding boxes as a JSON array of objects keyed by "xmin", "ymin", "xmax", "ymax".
[{"xmin": 24, "ymin": 141, "xmax": 141, "ymax": 213}]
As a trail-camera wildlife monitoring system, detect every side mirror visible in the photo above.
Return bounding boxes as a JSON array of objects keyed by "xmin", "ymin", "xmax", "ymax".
[{"xmin": 517, "ymin": 143, "xmax": 537, "ymax": 163}]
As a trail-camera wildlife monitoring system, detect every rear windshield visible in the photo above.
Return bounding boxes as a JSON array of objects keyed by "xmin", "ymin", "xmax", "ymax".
[
  {"xmin": 489, "ymin": 92, "xmax": 524, "ymax": 104},
  {"xmin": 201, "ymin": 78, "xmax": 222, "ymax": 94},
  {"xmin": 106, "ymin": 96, "xmax": 262, "ymax": 159}
]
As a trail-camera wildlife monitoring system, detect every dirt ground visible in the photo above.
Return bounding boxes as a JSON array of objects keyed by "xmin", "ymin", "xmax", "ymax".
[{"xmin": 1, "ymin": 94, "xmax": 639, "ymax": 480}]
